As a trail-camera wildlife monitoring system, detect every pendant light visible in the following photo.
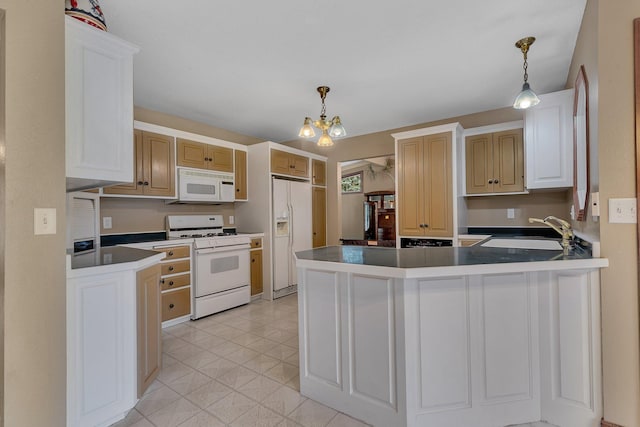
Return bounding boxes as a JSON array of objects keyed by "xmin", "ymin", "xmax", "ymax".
[
  {"xmin": 513, "ymin": 37, "xmax": 540, "ymax": 109},
  {"xmin": 298, "ymin": 86, "xmax": 346, "ymax": 147}
]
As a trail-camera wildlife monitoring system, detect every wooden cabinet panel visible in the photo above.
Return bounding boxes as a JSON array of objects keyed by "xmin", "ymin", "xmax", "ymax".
[
  {"xmin": 250, "ymin": 238, "xmax": 262, "ymax": 249},
  {"xmin": 155, "ymin": 245, "xmax": 190, "ymax": 260},
  {"xmin": 160, "ymin": 273, "xmax": 190, "ymax": 291},
  {"xmin": 465, "ymin": 129, "xmax": 523, "ymax": 195},
  {"xmin": 312, "ymin": 187, "xmax": 327, "ymax": 247},
  {"xmin": 250, "ymin": 249, "xmax": 263, "ymax": 296},
  {"xmin": 136, "ymin": 265, "xmax": 161, "ymax": 398},
  {"xmin": 235, "ymin": 150, "xmax": 247, "ymax": 200},
  {"xmin": 398, "ymin": 133, "xmax": 452, "ymax": 237},
  {"xmin": 104, "ymin": 130, "xmax": 175, "ymax": 197},
  {"xmin": 162, "ymin": 288, "xmax": 191, "ymax": 321},
  {"xmin": 208, "ymin": 145, "xmax": 233, "ymax": 172},
  {"xmin": 176, "ymin": 138, "xmax": 207, "ymax": 169},
  {"xmin": 270, "ymin": 149, "xmax": 310, "ymax": 178},
  {"xmin": 312, "ymin": 159, "xmax": 326, "ymax": 186},
  {"xmin": 160, "ymin": 259, "xmax": 190, "ymax": 276}
]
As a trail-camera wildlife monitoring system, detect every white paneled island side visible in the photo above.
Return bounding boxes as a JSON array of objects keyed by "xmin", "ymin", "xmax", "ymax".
[{"xmin": 294, "ymin": 245, "xmax": 608, "ymax": 427}]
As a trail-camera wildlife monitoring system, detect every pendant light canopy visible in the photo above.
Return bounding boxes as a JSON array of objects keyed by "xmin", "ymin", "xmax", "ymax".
[
  {"xmin": 298, "ymin": 86, "xmax": 346, "ymax": 147},
  {"xmin": 513, "ymin": 37, "xmax": 540, "ymax": 110}
]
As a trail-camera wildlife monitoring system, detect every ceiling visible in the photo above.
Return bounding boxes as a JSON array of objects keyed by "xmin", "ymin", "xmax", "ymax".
[{"xmin": 101, "ymin": 0, "xmax": 587, "ymax": 143}]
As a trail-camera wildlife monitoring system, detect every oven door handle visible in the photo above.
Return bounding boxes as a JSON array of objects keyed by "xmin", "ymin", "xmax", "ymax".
[{"xmin": 195, "ymin": 244, "xmax": 251, "ymax": 255}]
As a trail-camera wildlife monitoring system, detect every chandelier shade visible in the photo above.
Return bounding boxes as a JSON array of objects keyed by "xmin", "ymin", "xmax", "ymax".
[
  {"xmin": 299, "ymin": 86, "xmax": 346, "ymax": 146},
  {"xmin": 513, "ymin": 37, "xmax": 540, "ymax": 110}
]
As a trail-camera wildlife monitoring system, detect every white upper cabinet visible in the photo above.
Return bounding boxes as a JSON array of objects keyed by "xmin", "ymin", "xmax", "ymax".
[
  {"xmin": 65, "ymin": 16, "xmax": 140, "ymax": 191},
  {"xmin": 524, "ymin": 89, "xmax": 574, "ymax": 189}
]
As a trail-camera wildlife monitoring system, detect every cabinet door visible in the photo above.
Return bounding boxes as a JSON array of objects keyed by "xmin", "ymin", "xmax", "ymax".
[
  {"xmin": 493, "ymin": 129, "xmax": 524, "ymax": 193},
  {"xmin": 162, "ymin": 288, "xmax": 191, "ymax": 321},
  {"xmin": 103, "ymin": 130, "xmax": 144, "ymax": 195},
  {"xmin": 465, "ymin": 133, "xmax": 492, "ymax": 194},
  {"xmin": 136, "ymin": 265, "xmax": 161, "ymax": 398},
  {"xmin": 291, "ymin": 153, "xmax": 310, "ymax": 178},
  {"xmin": 143, "ymin": 132, "xmax": 175, "ymax": 196},
  {"xmin": 234, "ymin": 150, "xmax": 248, "ymax": 200},
  {"xmin": 271, "ymin": 149, "xmax": 292, "ymax": 175},
  {"xmin": 312, "ymin": 187, "xmax": 327, "ymax": 247},
  {"xmin": 176, "ymin": 138, "xmax": 207, "ymax": 169},
  {"xmin": 312, "ymin": 159, "xmax": 326, "ymax": 186},
  {"xmin": 398, "ymin": 137, "xmax": 425, "ymax": 236},
  {"xmin": 207, "ymin": 145, "xmax": 234, "ymax": 172},
  {"xmin": 424, "ymin": 133, "xmax": 453, "ymax": 237},
  {"xmin": 250, "ymin": 250, "xmax": 263, "ymax": 296}
]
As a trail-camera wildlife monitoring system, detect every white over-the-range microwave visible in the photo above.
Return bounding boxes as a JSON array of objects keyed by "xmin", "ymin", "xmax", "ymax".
[{"xmin": 170, "ymin": 168, "xmax": 235, "ymax": 203}]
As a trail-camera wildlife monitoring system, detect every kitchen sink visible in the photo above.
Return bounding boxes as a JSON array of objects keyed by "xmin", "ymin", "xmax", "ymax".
[{"xmin": 480, "ymin": 238, "xmax": 563, "ymax": 250}]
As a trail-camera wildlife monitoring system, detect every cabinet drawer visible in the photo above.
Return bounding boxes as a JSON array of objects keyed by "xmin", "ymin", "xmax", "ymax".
[
  {"xmin": 155, "ymin": 245, "xmax": 190, "ymax": 260},
  {"xmin": 160, "ymin": 273, "xmax": 190, "ymax": 291},
  {"xmin": 162, "ymin": 288, "xmax": 191, "ymax": 321},
  {"xmin": 250, "ymin": 238, "xmax": 262, "ymax": 249},
  {"xmin": 161, "ymin": 259, "xmax": 190, "ymax": 276}
]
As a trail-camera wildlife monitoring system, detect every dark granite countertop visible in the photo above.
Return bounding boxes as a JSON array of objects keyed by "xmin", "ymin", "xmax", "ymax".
[{"xmin": 68, "ymin": 246, "xmax": 163, "ymax": 270}]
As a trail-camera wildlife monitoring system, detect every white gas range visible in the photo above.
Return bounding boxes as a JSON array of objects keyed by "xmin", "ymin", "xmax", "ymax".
[{"xmin": 166, "ymin": 214, "xmax": 251, "ymax": 319}]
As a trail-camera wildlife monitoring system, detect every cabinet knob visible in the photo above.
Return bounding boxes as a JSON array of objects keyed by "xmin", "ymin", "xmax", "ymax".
[
  {"xmin": 494, "ymin": 179, "xmax": 499, "ymax": 184},
  {"xmin": 488, "ymin": 179, "xmax": 494, "ymax": 184},
  {"xmin": 251, "ymin": 258, "xmax": 255, "ymax": 263},
  {"xmin": 160, "ymin": 279, "xmax": 165, "ymax": 284},
  {"xmin": 168, "ymin": 266, "xmax": 174, "ymax": 271},
  {"xmin": 169, "ymin": 303, "xmax": 175, "ymax": 309},
  {"xmin": 168, "ymin": 251, "xmax": 174, "ymax": 256},
  {"xmin": 143, "ymin": 181, "xmax": 149, "ymax": 186},
  {"xmin": 236, "ymin": 188, "xmax": 240, "ymax": 192},
  {"xmin": 168, "ymin": 281, "xmax": 174, "ymax": 286},
  {"xmin": 137, "ymin": 181, "xmax": 144, "ymax": 185}
]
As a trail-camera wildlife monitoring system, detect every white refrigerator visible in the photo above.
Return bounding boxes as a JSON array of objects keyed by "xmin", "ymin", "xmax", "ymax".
[{"xmin": 272, "ymin": 177, "xmax": 312, "ymax": 297}]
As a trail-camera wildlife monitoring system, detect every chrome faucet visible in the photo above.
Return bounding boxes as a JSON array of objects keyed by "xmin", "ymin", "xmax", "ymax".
[{"xmin": 528, "ymin": 215, "xmax": 574, "ymax": 252}]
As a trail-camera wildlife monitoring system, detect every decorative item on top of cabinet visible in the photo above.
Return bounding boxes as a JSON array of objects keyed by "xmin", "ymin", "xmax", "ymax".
[
  {"xmin": 154, "ymin": 244, "xmax": 192, "ymax": 324},
  {"xmin": 312, "ymin": 187, "xmax": 327, "ymax": 247},
  {"xmin": 525, "ymin": 88, "xmax": 574, "ymax": 189},
  {"xmin": 312, "ymin": 159, "xmax": 327, "ymax": 186},
  {"xmin": 397, "ymin": 132, "xmax": 453, "ymax": 237},
  {"xmin": 271, "ymin": 149, "xmax": 310, "ymax": 178},
  {"xmin": 465, "ymin": 128, "xmax": 524, "ymax": 195},
  {"xmin": 249, "ymin": 238, "xmax": 263, "ymax": 296},
  {"xmin": 103, "ymin": 130, "xmax": 176, "ymax": 197},
  {"xmin": 177, "ymin": 138, "xmax": 234, "ymax": 172},
  {"xmin": 136, "ymin": 264, "xmax": 161, "ymax": 397},
  {"xmin": 65, "ymin": 16, "xmax": 139, "ymax": 191},
  {"xmin": 235, "ymin": 149, "xmax": 248, "ymax": 200}
]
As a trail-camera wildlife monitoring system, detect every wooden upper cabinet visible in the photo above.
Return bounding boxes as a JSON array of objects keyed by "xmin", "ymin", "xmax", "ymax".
[
  {"xmin": 312, "ymin": 187, "xmax": 327, "ymax": 247},
  {"xmin": 465, "ymin": 129, "xmax": 523, "ymax": 195},
  {"xmin": 104, "ymin": 130, "xmax": 175, "ymax": 197},
  {"xmin": 397, "ymin": 132, "xmax": 452, "ymax": 238},
  {"xmin": 234, "ymin": 150, "xmax": 248, "ymax": 200},
  {"xmin": 177, "ymin": 138, "xmax": 234, "ymax": 172},
  {"xmin": 312, "ymin": 159, "xmax": 326, "ymax": 186},
  {"xmin": 270, "ymin": 149, "xmax": 310, "ymax": 178}
]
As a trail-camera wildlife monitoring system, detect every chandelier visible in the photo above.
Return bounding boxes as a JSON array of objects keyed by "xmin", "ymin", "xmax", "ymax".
[
  {"xmin": 298, "ymin": 86, "xmax": 346, "ymax": 147},
  {"xmin": 513, "ymin": 37, "xmax": 541, "ymax": 109}
]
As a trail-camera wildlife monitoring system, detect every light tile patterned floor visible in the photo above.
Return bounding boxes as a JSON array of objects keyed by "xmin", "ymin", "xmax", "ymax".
[
  {"xmin": 111, "ymin": 294, "xmax": 559, "ymax": 427},
  {"xmin": 111, "ymin": 294, "xmax": 370, "ymax": 427}
]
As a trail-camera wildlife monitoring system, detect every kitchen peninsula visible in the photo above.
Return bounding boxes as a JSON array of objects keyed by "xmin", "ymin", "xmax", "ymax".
[{"xmin": 295, "ymin": 244, "xmax": 608, "ymax": 427}]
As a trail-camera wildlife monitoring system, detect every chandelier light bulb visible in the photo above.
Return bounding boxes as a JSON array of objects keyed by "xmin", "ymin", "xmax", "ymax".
[
  {"xmin": 298, "ymin": 117, "xmax": 316, "ymax": 138},
  {"xmin": 328, "ymin": 116, "xmax": 346, "ymax": 138},
  {"xmin": 317, "ymin": 130, "xmax": 334, "ymax": 147}
]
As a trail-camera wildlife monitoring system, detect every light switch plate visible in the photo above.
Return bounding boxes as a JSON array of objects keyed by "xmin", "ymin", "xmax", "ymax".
[
  {"xmin": 34, "ymin": 208, "xmax": 56, "ymax": 235},
  {"xmin": 103, "ymin": 216, "xmax": 112, "ymax": 229},
  {"xmin": 609, "ymin": 198, "xmax": 637, "ymax": 223},
  {"xmin": 507, "ymin": 208, "xmax": 515, "ymax": 219},
  {"xmin": 591, "ymin": 192, "xmax": 600, "ymax": 217}
]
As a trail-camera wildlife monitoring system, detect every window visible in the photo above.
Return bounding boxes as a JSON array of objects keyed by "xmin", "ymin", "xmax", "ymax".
[{"xmin": 341, "ymin": 171, "xmax": 363, "ymax": 194}]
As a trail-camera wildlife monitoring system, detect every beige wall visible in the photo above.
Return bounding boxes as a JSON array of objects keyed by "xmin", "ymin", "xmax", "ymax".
[
  {"xmin": 0, "ymin": 2, "xmax": 67, "ymax": 426},
  {"xmin": 285, "ymin": 106, "xmax": 573, "ymax": 245},
  {"xmin": 593, "ymin": 1, "xmax": 640, "ymax": 425},
  {"xmin": 100, "ymin": 198, "xmax": 235, "ymax": 234}
]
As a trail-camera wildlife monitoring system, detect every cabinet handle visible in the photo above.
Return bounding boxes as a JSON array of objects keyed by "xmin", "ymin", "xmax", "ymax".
[
  {"xmin": 236, "ymin": 188, "xmax": 240, "ymax": 192},
  {"xmin": 251, "ymin": 258, "xmax": 255, "ymax": 263},
  {"xmin": 137, "ymin": 181, "xmax": 144, "ymax": 185},
  {"xmin": 168, "ymin": 281, "xmax": 174, "ymax": 286},
  {"xmin": 168, "ymin": 266, "xmax": 174, "ymax": 271},
  {"xmin": 143, "ymin": 181, "xmax": 149, "ymax": 186},
  {"xmin": 169, "ymin": 303, "xmax": 175, "ymax": 309},
  {"xmin": 168, "ymin": 251, "xmax": 174, "ymax": 256},
  {"xmin": 488, "ymin": 179, "xmax": 494, "ymax": 184},
  {"xmin": 160, "ymin": 279, "xmax": 165, "ymax": 284},
  {"xmin": 494, "ymin": 179, "xmax": 499, "ymax": 184}
]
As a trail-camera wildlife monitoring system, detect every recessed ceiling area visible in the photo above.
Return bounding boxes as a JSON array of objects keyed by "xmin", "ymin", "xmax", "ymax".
[{"xmin": 101, "ymin": 0, "xmax": 586, "ymax": 143}]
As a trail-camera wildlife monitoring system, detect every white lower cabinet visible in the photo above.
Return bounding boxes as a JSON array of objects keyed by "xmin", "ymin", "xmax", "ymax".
[{"xmin": 298, "ymin": 267, "xmax": 602, "ymax": 427}]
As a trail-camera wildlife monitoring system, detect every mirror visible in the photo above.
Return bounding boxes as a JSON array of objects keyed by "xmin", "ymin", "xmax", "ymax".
[{"xmin": 573, "ymin": 65, "xmax": 590, "ymax": 221}]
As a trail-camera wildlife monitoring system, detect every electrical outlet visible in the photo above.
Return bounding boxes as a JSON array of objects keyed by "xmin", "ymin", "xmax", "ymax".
[
  {"xmin": 507, "ymin": 208, "xmax": 515, "ymax": 219},
  {"xmin": 229, "ymin": 215, "xmax": 235, "ymax": 225},
  {"xmin": 34, "ymin": 208, "xmax": 56, "ymax": 235},
  {"xmin": 608, "ymin": 198, "xmax": 637, "ymax": 223},
  {"xmin": 591, "ymin": 192, "xmax": 600, "ymax": 217},
  {"xmin": 103, "ymin": 217, "xmax": 112, "ymax": 229}
]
